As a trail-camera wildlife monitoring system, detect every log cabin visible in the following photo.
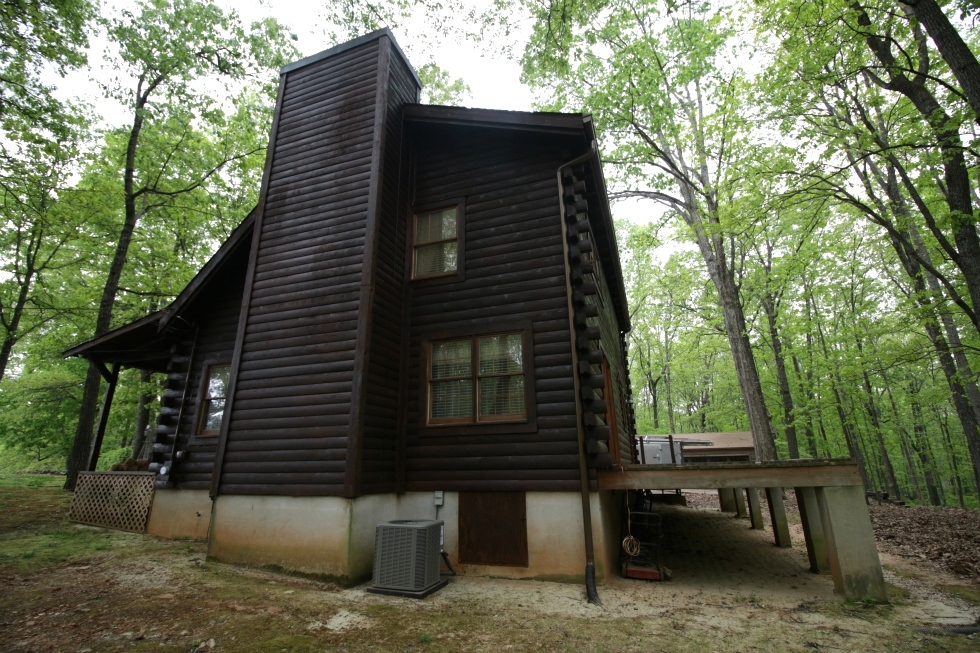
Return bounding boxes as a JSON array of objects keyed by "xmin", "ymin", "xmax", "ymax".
[
  {"xmin": 68, "ymin": 29, "xmax": 889, "ymax": 602},
  {"xmin": 66, "ymin": 29, "xmax": 637, "ymax": 584}
]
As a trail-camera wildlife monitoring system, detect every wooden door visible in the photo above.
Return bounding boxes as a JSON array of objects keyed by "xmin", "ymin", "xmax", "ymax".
[{"xmin": 458, "ymin": 491, "xmax": 528, "ymax": 566}]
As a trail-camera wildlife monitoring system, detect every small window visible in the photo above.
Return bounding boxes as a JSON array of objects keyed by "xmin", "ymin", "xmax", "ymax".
[
  {"xmin": 427, "ymin": 332, "xmax": 526, "ymax": 424},
  {"xmin": 198, "ymin": 364, "xmax": 230, "ymax": 436},
  {"xmin": 413, "ymin": 205, "xmax": 459, "ymax": 278}
]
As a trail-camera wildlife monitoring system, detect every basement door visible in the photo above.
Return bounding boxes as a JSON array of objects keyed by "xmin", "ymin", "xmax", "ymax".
[{"xmin": 458, "ymin": 491, "xmax": 528, "ymax": 566}]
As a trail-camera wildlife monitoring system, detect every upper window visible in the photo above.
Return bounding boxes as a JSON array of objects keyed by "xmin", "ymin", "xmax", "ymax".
[
  {"xmin": 413, "ymin": 205, "xmax": 460, "ymax": 279},
  {"xmin": 428, "ymin": 332, "xmax": 526, "ymax": 424},
  {"xmin": 198, "ymin": 364, "xmax": 230, "ymax": 436}
]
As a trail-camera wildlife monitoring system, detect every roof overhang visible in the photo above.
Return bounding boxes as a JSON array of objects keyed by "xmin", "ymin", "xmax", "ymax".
[
  {"xmin": 63, "ymin": 207, "xmax": 257, "ymax": 370},
  {"xmin": 62, "ymin": 311, "xmax": 175, "ymax": 372}
]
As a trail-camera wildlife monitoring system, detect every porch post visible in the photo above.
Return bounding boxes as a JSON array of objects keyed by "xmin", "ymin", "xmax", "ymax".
[
  {"xmin": 815, "ymin": 485, "xmax": 887, "ymax": 601},
  {"xmin": 87, "ymin": 362, "xmax": 121, "ymax": 472}
]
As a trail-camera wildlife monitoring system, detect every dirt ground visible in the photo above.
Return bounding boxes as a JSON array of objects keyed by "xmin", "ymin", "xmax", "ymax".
[{"xmin": 1, "ymin": 481, "xmax": 978, "ymax": 653}]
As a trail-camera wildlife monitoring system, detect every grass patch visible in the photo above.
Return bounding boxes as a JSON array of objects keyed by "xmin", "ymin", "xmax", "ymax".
[
  {"xmin": 939, "ymin": 584, "xmax": 980, "ymax": 605},
  {"xmin": 0, "ymin": 472, "xmax": 65, "ymax": 489},
  {"xmin": 0, "ymin": 525, "xmax": 121, "ymax": 573}
]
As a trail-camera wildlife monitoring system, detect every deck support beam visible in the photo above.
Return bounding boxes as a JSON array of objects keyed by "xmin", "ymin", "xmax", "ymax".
[
  {"xmin": 733, "ymin": 488, "xmax": 748, "ymax": 518},
  {"xmin": 765, "ymin": 488, "xmax": 791, "ymax": 547},
  {"xmin": 795, "ymin": 487, "xmax": 829, "ymax": 573},
  {"xmin": 816, "ymin": 485, "xmax": 887, "ymax": 601},
  {"xmin": 746, "ymin": 488, "xmax": 764, "ymax": 530},
  {"xmin": 718, "ymin": 488, "xmax": 736, "ymax": 512}
]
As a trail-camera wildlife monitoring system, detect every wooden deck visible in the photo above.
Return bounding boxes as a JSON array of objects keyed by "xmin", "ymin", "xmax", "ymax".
[
  {"xmin": 597, "ymin": 459, "xmax": 863, "ymax": 490},
  {"xmin": 598, "ymin": 458, "xmax": 886, "ymax": 602}
]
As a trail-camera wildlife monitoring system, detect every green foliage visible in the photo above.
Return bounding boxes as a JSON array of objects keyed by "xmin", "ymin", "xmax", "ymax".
[
  {"xmin": 417, "ymin": 62, "xmax": 471, "ymax": 105},
  {"xmin": 0, "ymin": 0, "xmax": 95, "ymax": 139},
  {"xmin": 0, "ymin": 364, "xmax": 83, "ymax": 464}
]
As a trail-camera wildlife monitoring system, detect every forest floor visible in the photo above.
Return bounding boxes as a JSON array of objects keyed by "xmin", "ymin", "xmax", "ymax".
[{"xmin": 1, "ymin": 474, "xmax": 979, "ymax": 653}]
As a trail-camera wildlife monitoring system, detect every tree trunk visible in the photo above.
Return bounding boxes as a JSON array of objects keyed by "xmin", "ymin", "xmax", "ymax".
[
  {"xmin": 855, "ymin": 335, "xmax": 901, "ymax": 499},
  {"xmin": 904, "ymin": 0, "xmax": 980, "ymax": 125},
  {"xmin": 65, "ymin": 100, "xmax": 148, "ymax": 490},
  {"xmin": 910, "ymin": 388, "xmax": 941, "ymax": 505},
  {"xmin": 810, "ymin": 287, "xmax": 870, "ymax": 486},
  {"xmin": 663, "ymin": 331, "xmax": 676, "ymax": 433},
  {"xmin": 856, "ymin": 3, "xmax": 980, "ymax": 332},
  {"xmin": 691, "ymin": 226, "xmax": 777, "ymax": 460},
  {"xmin": 790, "ymin": 351, "xmax": 818, "ymax": 457},
  {"xmin": 763, "ymin": 294, "xmax": 799, "ymax": 458},
  {"xmin": 131, "ymin": 369, "xmax": 154, "ymax": 459}
]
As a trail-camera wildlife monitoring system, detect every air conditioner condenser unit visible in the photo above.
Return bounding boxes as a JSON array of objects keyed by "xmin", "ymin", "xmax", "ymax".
[{"xmin": 367, "ymin": 519, "xmax": 448, "ymax": 598}]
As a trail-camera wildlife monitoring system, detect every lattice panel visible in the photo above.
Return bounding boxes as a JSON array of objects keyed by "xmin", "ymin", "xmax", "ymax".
[{"xmin": 70, "ymin": 472, "xmax": 156, "ymax": 533}]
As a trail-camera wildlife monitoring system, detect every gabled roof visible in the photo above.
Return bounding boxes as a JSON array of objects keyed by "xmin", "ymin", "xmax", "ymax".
[{"xmin": 64, "ymin": 207, "xmax": 257, "ymax": 368}]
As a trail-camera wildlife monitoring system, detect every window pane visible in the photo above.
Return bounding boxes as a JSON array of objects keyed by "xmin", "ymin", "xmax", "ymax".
[
  {"xmin": 204, "ymin": 399, "xmax": 226, "ymax": 431},
  {"xmin": 416, "ymin": 208, "xmax": 457, "ymax": 245},
  {"xmin": 415, "ymin": 241, "xmax": 457, "ymax": 276},
  {"xmin": 432, "ymin": 339, "xmax": 471, "ymax": 379},
  {"xmin": 208, "ymin": 366, "xmax": 230, "ymax": 398},
  {"xmin": 479, "ymin": 375, "xmax": 525, "ymax": 417},
  {"xmin": 431, "ymin": 379, "xmax": 473, "ymax": 419},
  {"xmin": 479, "ymin": 334, "xmax": 523, "ymax": 375}
]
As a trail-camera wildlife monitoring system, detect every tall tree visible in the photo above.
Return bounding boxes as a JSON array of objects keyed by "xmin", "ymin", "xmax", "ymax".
[
  {"xmin": 64, "ymin": 0, "xmax": 298, "ymax": 489},
  {"xmin": 518, "ymin": 0, "xmax": 779, "ymax": 459},
  {"xmin": 0, "ymin": 131, "xmax": 89, "ymax": 381},
  {"xmin": 758, "ymin": 0, "xmax": 980, "ymax": 493}
]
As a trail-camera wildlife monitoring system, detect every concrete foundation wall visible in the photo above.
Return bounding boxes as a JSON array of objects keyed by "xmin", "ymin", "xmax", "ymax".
[
  {"xmin": 146, "ymin": 489, "xmax": 212, "ymax": 540},
  {"xmin": 195, "ymin": 490, "xmax": 620, "ymax": 583},
  {"xmin": 207, "ymin": 495, "xmax": 354, "ymax": 577}
]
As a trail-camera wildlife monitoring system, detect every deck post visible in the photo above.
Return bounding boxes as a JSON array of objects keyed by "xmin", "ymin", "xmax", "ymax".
[
  {"xmin": 765, "ymin": 488, "xmax": 791, "ymax": 547},
  {"xmin": 795, "ymin": 487, "xmax": 829, "ymax": 573},
  {"xmin": 815, "ymin": 485, "xmax": 887, "ymax": 601},
  {"xmin": 718, "ymin": 488, "xmax": 737, "ymax": 512},
  {"xmin": 746, "ymin": 488, "xmax": 764, "ymax": 530},
  {"xmin": 733, "ymin": 488, "xmax": 748, "ymax": 518}
]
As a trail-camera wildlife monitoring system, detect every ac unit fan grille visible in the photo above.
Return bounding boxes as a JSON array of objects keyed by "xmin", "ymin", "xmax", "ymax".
[{"xmin": 373, "ymin": 520, "xmax": 442, "ymax": 591}]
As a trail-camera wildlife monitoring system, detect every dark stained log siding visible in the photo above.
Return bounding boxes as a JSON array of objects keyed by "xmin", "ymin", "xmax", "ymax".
[
  {"xmin": 358, "ymin": 52, "xmax": 420, "ymax": 494},
  {"xmin": 594, "ymin": 257, "xmax": 634, "ymax": 464},
  {"xmin": 403, "ymin": 129, "xmax": 583, "ymax": 492},
  {"xmin": 218, "ymin": 38, "xmax": 383, "ymax": 496},
  {"xmin": 170, "ymin": 247, "xmax": 249, "ymax": 489}
]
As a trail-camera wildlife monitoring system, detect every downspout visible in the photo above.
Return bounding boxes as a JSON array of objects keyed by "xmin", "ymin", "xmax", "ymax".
[{"xmin": 557, "ymin": 141, "xmax": 602, "ymax": 606}]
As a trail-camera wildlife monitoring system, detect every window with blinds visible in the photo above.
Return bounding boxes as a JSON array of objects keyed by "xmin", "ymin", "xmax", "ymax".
[
  {"xmin": 413, "ymin": 205, "xmax": 459, "ymax": 278},
  {"xmin": 428, "ymin": 332, "xmax": 526, "ymax": 424}
]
